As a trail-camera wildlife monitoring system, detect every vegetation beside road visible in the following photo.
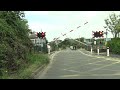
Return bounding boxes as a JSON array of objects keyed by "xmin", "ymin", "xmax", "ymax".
[
  {"xmin": 107, "ymin": 38, "xmax": 120, "ymax": 54},
  {"xmin": 1, "ymin": 53, "xmax": 49, "ymax": 79},
  {"xmin": 0, "ymin": 11, "xmax": 50, "ymax": 79},
  {"xmin": 104, "ymin": 13, "xmax": 120, "ymax": 55}
]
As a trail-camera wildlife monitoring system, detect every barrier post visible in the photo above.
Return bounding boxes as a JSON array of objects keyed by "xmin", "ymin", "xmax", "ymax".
[
  {"xmin": 97, "ymin": 46, "xmax": 99, "ymax": 55},
  {"xmin": 107, "ymin": 47, "xmax": 109, "ymax": 56}
]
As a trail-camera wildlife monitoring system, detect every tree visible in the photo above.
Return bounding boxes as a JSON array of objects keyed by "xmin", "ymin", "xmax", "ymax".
[
  {"xmin": 104, "ymin": 13, "xmax": 120, "ymax": 38},
  {"xmin": 0, "ymin": 11, "xmax": 33, "ymax": 74},
  {"xmin": 80, "ymin": 37, "xmax": 84, "ymax": 42}
]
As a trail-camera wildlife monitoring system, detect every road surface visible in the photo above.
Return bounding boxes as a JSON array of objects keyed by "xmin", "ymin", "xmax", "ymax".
[{"xmin": 36, "ymin": 48, "xmax": 120, "ymax": 79}]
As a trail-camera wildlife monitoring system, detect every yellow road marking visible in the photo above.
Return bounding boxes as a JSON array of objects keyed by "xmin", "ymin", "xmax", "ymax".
[
  {"xmin": 63, "ymin": 61, "xmax": 120, "ymax": 75},
  {"xmin": 60, "ymin": 74, "xmax": 80, "ymax": 78},
  {"xmin": 64, "ymin": 59, "xmax": 107, "ymax": 70},
  {"xmin": 78, "ymin": 50, "xmax": 120, "ymax": 62},
  {"xmin": 101, "ymin": 69, "xmax": 120, "ymax": 72},
  {"xmin": 60, "ymin": 73, "xmax": 120, "ymax": 78},
  {"xmin": 84, "ymin": 61, "xmax": 120, "ymax": 73},
  {"xmin": 64, "ymin": 69, "xmax": 81, "ymax": 73}
]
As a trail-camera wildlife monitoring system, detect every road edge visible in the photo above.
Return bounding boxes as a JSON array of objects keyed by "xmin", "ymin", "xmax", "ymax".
[
  {"xmin": 32, "ymin": 50, "xmax": 61, "ymax": 79},
  {"xmin": 79, "ymin": 49, "xmax": 120, "ymax": 61}
]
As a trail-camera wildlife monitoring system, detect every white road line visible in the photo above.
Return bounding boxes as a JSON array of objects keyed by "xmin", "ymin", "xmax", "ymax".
[{"xmin": 78, "ymin": 50, "xmax": 120, "ymax": 62}]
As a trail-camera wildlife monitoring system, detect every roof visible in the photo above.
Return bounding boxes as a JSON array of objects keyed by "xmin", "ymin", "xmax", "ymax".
[{"xmin": 29, "ymin": 34, "xmax": 38, "ymax": 39}]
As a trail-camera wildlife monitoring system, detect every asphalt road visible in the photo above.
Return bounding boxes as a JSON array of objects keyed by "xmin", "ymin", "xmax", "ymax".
[{"xmin": 36, "ymin": 48, "xmax": 120, "ymax": 79}]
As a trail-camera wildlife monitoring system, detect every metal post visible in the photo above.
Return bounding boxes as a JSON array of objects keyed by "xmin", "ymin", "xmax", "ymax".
[
  {"xmin": 47, "ymin": 44, "xmax": 51, "ymax": 54},
  {"xmin": 91, "ymin": 46, "xmax": 92, "ymax": 54},
  {"xmin": 97, "ymin": 47, "xmax": 99, "ymax": 55},
  {"xmin": 107, "ymin": 47, "xmax": 109, "ymax": 56},
  {"xmin": 94, "ymin": 40, "xmax": 96, "ymax": 45},
  {"xmin": 104, "ymin": 26, "xmax": 108, "ymax": 45},
  {"xmin": 106, "ymin": 29, "xmax": 108, "ymax": 42}
]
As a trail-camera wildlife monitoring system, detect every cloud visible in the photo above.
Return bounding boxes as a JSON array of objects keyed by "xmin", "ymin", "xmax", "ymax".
[{"xmin": 25, "ymin": 11, "xmax": 120, "ymax": 41}]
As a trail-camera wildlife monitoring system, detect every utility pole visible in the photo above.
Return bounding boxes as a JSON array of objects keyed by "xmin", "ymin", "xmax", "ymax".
[
  {"xmin": 103, "ymin": 26, "xmax": 108, "ymax": 46},
  {"xmin": 106, "ymin": 29, "xmax": 108, "ymax": 42},
  {"xmin": 41, "ymin": 29, "xmax": 42, "ymax": 33}
]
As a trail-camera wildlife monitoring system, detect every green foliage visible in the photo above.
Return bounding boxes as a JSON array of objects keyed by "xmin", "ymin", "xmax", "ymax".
[
  {"xmin": 104, "ymin": 13, "xmax": 120, "ymax": 38},
  {"xmin": 62, "ymin": 45, "xmax": 66, "ymax": 49},
  {"xmin": 1, "ymin": 53, "xmax": 49, "ymax": 79},
  {"xmin": 49, "ymin": 41, "xmax": 58, "ymax": 51},
  {"xmin": 0, "ymin": 11, "xmax": 33, "ymax": 76},
  {"xmin": 56, "ymin": 38, "xmax": 84, "ymax": 50},
  {"xmin": 107, "ymin": 38, "xmax": 120, "ymax": 54},
  {"xmin": 80, "ymin": 37, "xmax": 84, "ymax": 42}
]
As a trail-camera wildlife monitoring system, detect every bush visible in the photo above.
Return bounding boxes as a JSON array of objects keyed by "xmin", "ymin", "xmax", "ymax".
[
  {"xmin": 107, "ymin": 38, "xmax": 120, "ymax": 54},
  {"xmin": 0, "ymin": 11, "xmax": 33, "ymax": 76},
  {"xmin": 62, "ymin": 45, "xmax": 66, "ymax": 49}
]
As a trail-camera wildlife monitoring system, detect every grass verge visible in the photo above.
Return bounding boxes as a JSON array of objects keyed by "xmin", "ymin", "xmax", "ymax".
[{"xmin": 1, "ymin": 53, "xmax": 50, "ymax": 79}]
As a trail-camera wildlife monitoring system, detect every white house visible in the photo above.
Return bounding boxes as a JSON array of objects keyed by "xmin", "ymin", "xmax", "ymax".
[{"xmin": 29, "ymin": 33, "xmax": 47, "ymax": 46}]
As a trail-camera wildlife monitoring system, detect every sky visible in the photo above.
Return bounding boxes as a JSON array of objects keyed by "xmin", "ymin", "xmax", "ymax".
[{"xmin": 24, "ymin": 11, "xmax": 120, "ymax": 42}]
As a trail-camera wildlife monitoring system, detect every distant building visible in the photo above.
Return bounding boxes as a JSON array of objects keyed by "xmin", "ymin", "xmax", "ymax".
[{"xmin": 29, "ymin": 33, "xmax": 46, "ymax": 46}]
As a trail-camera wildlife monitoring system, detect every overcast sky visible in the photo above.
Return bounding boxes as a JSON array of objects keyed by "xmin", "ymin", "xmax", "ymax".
[{"xmin": 24, "ymin": 11, "xmax": 120, "ymax": 42}]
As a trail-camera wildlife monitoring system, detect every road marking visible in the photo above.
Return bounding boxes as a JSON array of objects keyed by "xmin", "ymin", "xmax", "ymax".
[
  {"xmin": 63, "ymin": 57, "xmax": 99, "ymax": 67},
  {"xmin": 64, "ymin": 59, "xmax": 107, "ymax": 70},
  {"xmin": 64, "ymin": 69, "xmax": 81, "ymax": 73},
  {"xmin": 38, "ymin": 50, "xmax": 120, "ymax": 79},
  {"xmin": 78, "ymin": 50, "xmax": 120, "ymax": 62},
  {"xmin": 60, "ymin": 73, "xmax": 120, "ymax": 78},
  {"xmin": 63, "ymin": 61, "xmax": 120, "ymax": 76},
  {"xmin": 83, "ymin": 61, "xmax": 120, "ymax": 73},
  {"xmin": 62, "ymin": 50, "xmax": 120, "ymax": 78},
  {"xmin": 60, "ymin": 74, "xmax": 80, "ymax": 78},
  {"xmin": 92, "ymin": 74, "xmax": 120, "ymax": 76},
  {"xmin": 78, "ymin": 50, "xmax": 94, "ymax": 57},
  {"xmin": 114, "ymin": 72, "xmax": 120, "ymax": 75},
  {"xmin": 78, "ymin": 50, "xmax": 105, "ymax": 59},
  {"xmin": 100, "ymin": 68, "xmax": 120, "ymax": 72},
  {"xmin": 61, "ymin": 71, "xmax": 120, "ymax": 78},
  {"xmin": 63, "ymin": 61, "xmax": 81, "ymax": 66}
]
